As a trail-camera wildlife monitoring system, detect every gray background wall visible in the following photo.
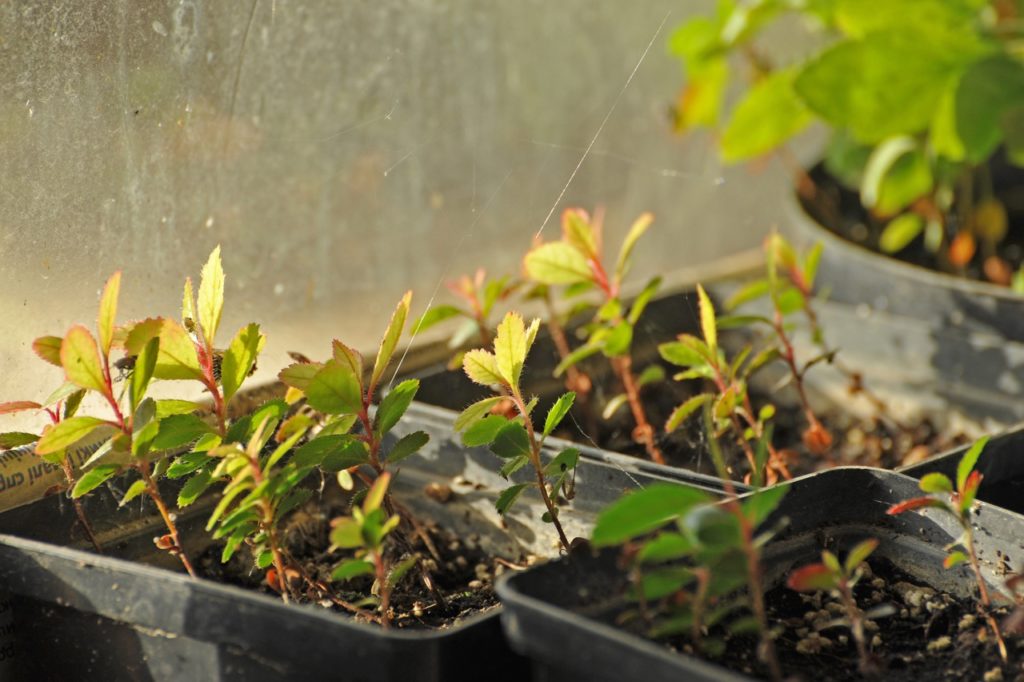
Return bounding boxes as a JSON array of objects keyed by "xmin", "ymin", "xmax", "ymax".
[{"xmin": 0, "ymin": 1, "xmax": 809, "ymax": 424}]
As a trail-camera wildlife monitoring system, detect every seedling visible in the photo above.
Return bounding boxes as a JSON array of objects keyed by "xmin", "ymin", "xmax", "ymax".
[
  {"xmin": 524, "ymin": 208, "xmax": 665, "ymax": 464},
  {"xmin": 787, "ymin": 539, "xmax": 881, "ymax": 675},
  {"xmin": 455, "ymin": 311, "xmax": 579, "ymax": 552},
  {"xmin": 659, "ymin": 284, "xmax": 789, "ymax": 484},
  {"xmin": 590, "ymin": 405, "xmax": 786, "ymax": 681},
  {"xmin": 886, "ymin": 436, "xmax": 1008, "ymax": 661}
]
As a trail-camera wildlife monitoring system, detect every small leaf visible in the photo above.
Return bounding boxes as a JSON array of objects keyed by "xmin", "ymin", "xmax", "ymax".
[
  {"xmin": 36, "ymin": 416, "xmax": 108, "ymax": 455},
  {"xmin": 658, "ymin": 339, "xmax": 707, "ymax": 368},
  {"xmin": 306, "ymin": 361, "xmax": 363, "ymax": 415},
  {"xmin": 665, "ymin": 394, "xmax": 714, "ymax": 433},
  {"xmin": 499, "ymin": 455, "xmax": 530, "ymax": 479},
  {"xmin": 118, "ymin": 479, "xmax": 148, "ymax": 507},
  {"xmin": 322, "ymin": 440, "xmax": 370, "ymax": 472},
  {"xmin": 490, "ymin": 421, "xmax": 532, "ymax": 459},
  {"xmin": 332, "ymin": 559, "xmax": 375, "ymax": 581},
  {"xmin": 182, "ymin": 277, "xmax": 196, "ymax": 330},
  {"xmin": 615, "ymin": 212, "xmax": 654, "ymax": 285},
  {"xmin": 721, "ymin": 68, "xmax": 813, "ymax": 162},
  {"xmin": 71, "ymin": 464, "xmax": 121, "ymax": 498},
  {"xmin": 130, "ymin": 337, "xmax": 160, "ymax": 413},
  {"xmin": 364, "ymin": 472, "xmax": 391, "ymax": 513},
  {"xmin": 592, "ymin": 484, "xmax": 711, "ymax": 547},
  {"xmin": 0, "ymin": 432, "xmax": 39, "ymax": 449},
  {"xmin": 123, "ymin": 318, "xmax": 164, "ymax": 355},
  {"xmin": 543, "ymin": 447, "xmax": 579, "ymax": 477},
  {"xmin": 197, "ymin": 245, "xmax": 225, "ymax": 346},
  {"xmin": 553, "ymin": 343, "xmax": 602, "ymax": 377},
  {"xmin": 960, "ymin": 470, "xmax": 983, "ymax": 512},
  {"xmin": 0, "ymin": 401, "xmax": 42, "ymax": 415},
  {"xmin": 61, "ymin": 326, "xmax": 107, "ymax": 394},
  {"xmin": 166, "ymin": 451, "xmax": 213, "ymax": 479},
  {"xmin": 375, "ymin": 379, "xmax": 419, "ymax": 436},
  {"xmin": 524, "ymin": 242, "xmax": 592, "ymax": 285},
  {"xmin": 330, "ymin": 518, "xmax": 363, "ymax": 550},
  {"xmin": 602, "ymin": 393, "xmax": 629, "ymax": 420},
  {"xmin": 602, "ymin": 322, "xmax": 633, "ymax": 357},
  {"xmin": 462, "ymin": 414, "xmax": 509, "ymax": 447},
  {"xmin": 543, "ymin": 392, "xmax": 576, "ymax": 437},
  {"xmin": 495, "ymin": 483, "xmax": 529, "ymax": 515},
  {"xmin": 371, "ymin": 291, "xmax": 411, "ymax": 390},
  {"xmin": 387, "ymin": 431, "xmax": 429, "ymax": 464},
  {"xmin": 787, "ymin": 564, "xmax": 835, "ymax": 592},
  {"xmin": 221, "ymin": 323, "xmax": 264, "ymax": 403},
  {"xmin": 152, "ymin": 414, "xmax": 214, "ymax": 451},
  {"xmin": 463, "ymin": 349, "xmax": 504, "ymax": 386},
  {"xmin": 292, "ymin": 435, "xmax": 358, "ymax": 469},
  {"xmin": 562, "ymin": 208, "xmax": 598, "ymax": 257},
  {"xmin": 919, "ymin": 472, "xmax": 953, "ymax": 494},
  {"xmin": 886, "ymin": 497, "xmax": 947, "ymax": 515},
  {"xmin": 453, "ymin": 396, "xmax": 504, "ymax": 432},
  {"xmin": 636, "ymin": 365, "xmax": 665, "ymax": 388},
  {"xmin": 155, "ymin": 399, "xmax": 202, "ymax": 418},
  {"xmin": 332, "ymin": 340, "xmax": 364, "ymax": 384},
  {"xmin": 956, "ymin": 436, "xmax": 988, "ymax": 493},
  {"xmin": 725, "ymin": 279, "xmax": 770, "ymax": 311},
  {"xmin": 628, "ymin": 277, "xmax": 661, "ymax": 325},
  {"xmin": 844, "ymin": 538, "xmax": 879, "ymax": 575},
  {"xmin": 278, "ymin": 362, "xmax": 322, "ymax": 392},
  {"xmin": 32, "ymin": 336, "xmax": 64, "ymax": 367},
  {"xmin": 411, "ymin": 304, "xmax": 464, "ymax": 334},
  {"xmin": 153, "ymin": 320, "xmax": 203, "ymax": 380},
  {"xmin": 879, "ymin": 213, "xmax": 924, "ymax": 254},
  {"xmin": 943, "ymin": 550, "xmax": 968, "ymax": 569},
  {"xmin": 696, "ymin": 284, "xmax": 717, "ymax": 353},
  {"xmin": 98, "ymin": 271, "xmax": 122, "ymax": 356},
  {"xmin": 494, "ymin": 312, "xmax": 529, "ymax": 386},
  {"xmin": 741, "ymin": 483, "xmax": 787, "ymax": 525}
]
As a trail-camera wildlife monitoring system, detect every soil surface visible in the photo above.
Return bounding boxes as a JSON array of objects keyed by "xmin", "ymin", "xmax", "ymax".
[
  {"xmin": 196, "ymin": 496, "xmax": 517, "ymax": 630},
  {"xmin": 800, "ymin": 152, "xmax": 1024, "ymax": 288}
]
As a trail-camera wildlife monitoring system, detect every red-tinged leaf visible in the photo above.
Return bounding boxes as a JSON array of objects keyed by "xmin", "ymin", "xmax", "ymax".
[
  {"xmin": 0, "ymin": 401, "xmax": 42, "ymax": 415},
  {"xmin": 943, "ymin": 551, "xmax": 969, "ymax": 569},
  {"xmin": 32, "ymin": 336, "xmax": 64, "ymax": 367},
  {"xmin": 123, "ymin": 318, "xmax": 165, "ymax": 355},
  {"xmin": 98, "ymin": 271, "xmax": 122, "ymax": 356},
  {"xmin": 787, "ymin": 564, "xmax": 835, "ymax": 592},
  {"xmin": 919, "ymin": 472, "xmax": 953, "ymax": 494},
  {"xmin": 886, "ymin": 497, "xmax": 946, "ymax": 515},
  {"xmin": 960, "ymin": 470, "xmax": 984, "ymax": 512},
  {"xmin": 61, "ymin": 326, "xmax": 108, "ymax": 394}
]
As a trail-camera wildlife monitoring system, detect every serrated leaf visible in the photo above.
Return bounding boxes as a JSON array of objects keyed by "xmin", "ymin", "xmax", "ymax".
[
  {"xmin": 130, "ymin": 336, "xmax": 159, "ymax": 414},
  {"xmin": 198, "ymin": 245, "xmax": 225, "ymax": 346},
  {"xmin": 387, "ymin": 430, "xmax": 429, "ymax": 464},
  {"xmin": 494, "ymin": 312, "xmax": 529, "ymax": 386},
  {"xmin": 919, "ymin": 472, "xmax": 953, "ymax": 494},
  {"xmin": 371, "ymin": 291, "xmax": 411, "ymax": 390},
  {"xmin": 332, "ymin": 340, "xmax": 364, "ymax": 385},
  {"xmin": 453, "ymin": 396, "xmax": 504, "ymax": 432},
  {"xmin": 495, "ymin": 483, "xmax": 529, "ymax": 515},
  {"xmin": 291, "ymin": 435, "xmax": 356, "ymax": 469},
  {"xmin": 615, "ymin": 212, "xmax": 654, "ymax": 285},
  {"xmin": 490, "ymin": 421, "xmax": 532, "ymax": 459},
  {"xmin": 166, "ymin": 451, "xmax": 212, "ymax": 479},
  {"xmin": 220, "ymin": 323, "xmax": 264, "ymax": 403},
  {"xmin": 0, "ymin": 432, "xmax": 38, "ymax": 449},
  {"xmin": 375, "ymin": 379, "xmax": 419, "ymax": 436},
  {"xmin": 332, "ymin": 559, "xmax": 375, "ymax": 581},
  {"xmin": 463, "ymin": 349, "xmax": 503, "ymax": 386},
  {"xmin": 956, "ymin": 436, "xmax": 988, "ymax": 493},
  {"xmin": 123, "ymin": 318, "xmax": 165, "ymax": 355},
  {"xmin": 543, "ymin": 392, "xmax": 576, "ymax": 437},
  {"xmin": 322, "ymin": 439, "xmax": 370, "ymax": 472},
  {"xmin": 71, "ymin": 464, "xmax": 121, "ymax": 498},
  {"xmin": 118, "ymin": 478, "xmax": 148, "ymax": 507},
  {"xmin": 665, "ymin": 394, "xmax": 714, "ymax": 433},
  {"xmin": 61, "ymin": 326, "xmax": 107, "ymax": 394},
  {"xmin": 98, "ymin": 271, "xmax": 121, "ymax": 356},
  {"xmin": 278, "ymin": 361, "xmax": 322, "ymax": 392},
  {"xmin": 36, "ymin": 416, "xmax": 107, "ymax": 455},
  {"xmin": 153, "ymin": 320, "xmax": 203, "ymax": 381},
  {"xmin": 658, "ymin": 339, "xmax": 707, "ymax": 368},
  {"xmin": 306, "ymin": 361, "xmax": 363, "ymax": 415},
  {"xmin": 152, "ymin": 414, "xmax": 214, "ymax": 451},
  {"xmin": 32, "ymin": 335, "xmax": 64, "ymax": 367},
  {"xmin": 462, "ymin": 414, "xmax": 508, "ymax": 447},
  {"xmin": 524, "ymin": 242, "xmax": 592, "ymax": 285},
  {"xmin": 592, "ymin": 484, "xmax": 712, "ymax": 547}
]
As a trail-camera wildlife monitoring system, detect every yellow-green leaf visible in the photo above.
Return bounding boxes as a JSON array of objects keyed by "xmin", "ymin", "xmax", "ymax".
[
  {"xmin": 364, "ymin": 471, "xmax": 390, "ymax": 513},
  {"xmin": 696, "ymin": 284, "xmax": 717, "ymax": 353},
  {"xmin": 615, "ymin": 212, "xmax": 654, "ymax": 285},
  {"xmin": 98, "ymin": 271, "xmax": 122, "ymax": 356},
  {"xmin": 153, "ymin": 320, "xmax": 203, "ymax": 381},
  {"xmin": 197, "ymin": 245, "xmax": 225, "ymax": 346},
  {"xmin": 182, "ymin": 277, "xmax": 196, "ymax": 330},
  {"xmin": 494, "ymin": 312, "xmax": 527, "ymax": 386},
  {"xmin": 306, "ymin": 360, "xmax": 363, "ymax": 415},
  {"xmin": 721, "ymin": 68, "xmax": 812, "ymax": 163},
  {"xmin": 36, "ymin": 416, "xmax": 107, "ymax": 456},
  {"xmin": 61, "ymin": 326, "xmax": 107, "ymax": 394},
  {"xmin": 221, "ymin": 323, "xmax": 265, "ymax": 402},
  {"xmin": 562, "ymin": 209, "xmax": 598, "ymax": 258},
  {"xmin": 278, "ymin": 362, "xmax": 323, "ymax": 391},
  {"xmin": 32, "ymin": 335, "xmax": 64, "ymax": 367},
  {"xmin": 123, "ymin": 318, "xmax": 165, "ymax": 355},
  {"xmin": 463, "ymin": 349, "xmax": 503, "ymax": 387},
  {"xmin": 524, "ymin": 242, "xmax": 592, "ymax": 285},
  {"xmin": 371, "ymin": 291, "xmax": 411, "ymax": 390}
]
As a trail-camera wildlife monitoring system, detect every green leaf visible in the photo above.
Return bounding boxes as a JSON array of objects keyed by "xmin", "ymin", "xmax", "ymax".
[
  {"xmin": 322, "ymin": 440, "xmax": 370, "ymax": 472},
  {"xmin": 0, "ymin": 432, "xmax": 39, "ymax": 449},
  {"xmin": 166, "ymin": 451, "xmax": 213, "ymax": 479},
  {"xmin": 364, "ymin": 472, "xmax": 390, "ymax": 512},
  {"xmin": 122, "ymin": 318, "xmax": 164, "ymax": 355},
  {"xmin": 197, "ymin": 245, "xmax": 225, "ymax": 345},
  {"xmin": 524, "ymin": 242, "xmax": 592, "ymax": 285},
  {"xmin": 725, "ymin": 279, "xmax": 770, "ymax": 311},
  {"xmin": 306, "ymin": 361, "xmax": 363, "ymax": 415},
  {"xmin": 221, "ymin": 323, "xmax": 264, "ymax": 403},
  {"xmin": 278, "ymin": 361, "xmax": 322, "ymax": 392},
  {"xmin": 943, "ymin": 550, "xmax": 969, "ymax": 569},
  {"xmin": 36, "ymin": 416, "xmax": 108, "ymax": 456},
  {"xmin": 371, "ymin": 291, "xmax": 411, "ymax": 390},
  {"xmin": 97, "ymin": 271, "xmax": 121, "ymax": 356},
  {"xmin": 919, "ymin": 472, "xmax": 954, "ymax": 494},
  {"xmin": 61, "ymin": 326, "xmax": 107, "ymax": 394},
  {"xmin": 332, "ymin": 340, "xmax": 364, "ymax": 384},
  {"xmin": 721, "ymin": 68, "xmax": 813, "ymax": 161},
  {"xmin": 615, "ymin": 213, "xmax": 654, "ymax": 285},
  {"xmin": 553, "ymin": 343, "xmax": 601, "ymax": 377},
  {"xmin": 499, "ymin": 454, "xmax": 530, "ymax": 479},
  {"xmin": 387, "ymin": 430, "xmax": 429, "ymax": 464},
  {"xmin": 563, "ymin": 209, "xmax": 598, "ymax": 257},
  {"xmin": 955, "ymin": 56, "xmax": 1024, "ymax": 163},
  {"xmin": 118, "ymin": 478, "xmax": 148, "ymax": 507},
  {"xmin": 658, "ymin": 339, "xmax": 707, "ymax": 368},
  {"xmin": 453, "ymin": 396, "xmax": 505, "ymax": 432},
  {"xmin": 543, "ymin": 392, "xmax": 576, "ymax": 437},
  {"xmin": 494, "ymin": 312, "xmax": 530, "ymax": 386},
  {"xmin": 152, "ymin": 414, "xmax": 214, "ymax": 451},
  {"xmin": 153, "ymin": 320, "xmax": 203, "ymax": 381},
  {"xmin": 879, "ymin": 213, "xmax": 924, "ymax": 253},
  {"xmin": 32, "ymin": 335, "xmax": 64, "ymax": 367},
  {"xmin": 155, "ymin": 399, "xmax": 202, "ymax": 418},
  {"xmin": 375, "ymin": 379, "xmax": 419, "ymax": 436},
  {"xmin": 592, "ymin": 484, "xmax": 712, "ymax": 547},
  {"xmin": 412, "ymin": 305, "xmax": 464, "ymax": 334},
  {"xmin": 628, "ymin": 277, "xmax": 661, "ymax": 325},
  {"xmin": 602, "ymin": 322, "xmax": 633, "ymax": 357},
  {"xmin": 696, "ymin": 284, "xmax": 717, "ymax": 353},
  {"xmin": 495, "ymin": 483, "xmax": 529, "ymax": 515},
  {"xmin": 602, "ymin": 394, "xmax": 629, "ymax": 420},
  {"xmin": 637, "ymin": 533, "xmax": 696, "ymax": 563},
  {"xmin": 291, "ymin": 434, "xmax": 354, "ymax": 468},
  {"xmin": 636, "ymin": 365, "xmax": 665, "ymax": 388},
  {"xmin": 741, "ymin": 484, "xmax": 788, "ymax": 525},
  {"xmin": 463, "ymin": 349, "xmax": 504, "ymax": 386},
  {"xmin": 665, "ymin": 394, "xmax": 714, "ymax": 433},
  {"xmin": 490, "ymin": 421, "xmax": 532, "ymax": 459},
  {"xmin": 861, "ymin": 137, "xmax": 932, "ymax": 214},
  {"xmin": 332, "ymin": 559, "xmax": 375, "ymax": 581},
  {"xmin": 543, "ymin": 447, "xmax": 579, "ymax": 477},
  {"xmin": 71, "ymin": 464, "xmax": 121, "ymax": 498},
  {"xmin": 956, "ymin": 436, "xmax": 988, "ymax": 493},
  {"xmin": 787, "ymin": 564, "xmax": 835, "ymax": 592},
  {"xmin": 129, "ymin": 336, "xmax": 160, "ymax": 414},
  {"xmin": 844, "ymin": 538, "xmax": 879, "ymax": 575}
]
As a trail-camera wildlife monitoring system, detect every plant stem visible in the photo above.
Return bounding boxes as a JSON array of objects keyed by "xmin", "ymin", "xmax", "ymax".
[
  {"xmin": 509, "ymin": 387, "xmax": 571, "ymax": 551},
  {"xmin": 963, "ymin": 522, "xmax": 1008, "ymax": 661},
  {"xmin": 62, "ymin": 459, "xmax": 103, "ymax": 553},
  {"xmin": 838, "ymin": 581, "xmax": 873, "ymax": 675},
  {"xmin": 142, "ymin": 466, "xmax": 196, "ymax": 577},
  {"xmin": 373, "ymin": 549, "xmax": 391, "ymax": 629},
  {"xmin": 611, "ymin": 356, "xmax": 665, "ymax": 465}
]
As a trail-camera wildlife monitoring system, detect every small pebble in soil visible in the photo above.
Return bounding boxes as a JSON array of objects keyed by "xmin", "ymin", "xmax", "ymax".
[
  {"xmin": 424, "ymin": 482, "xmax": 453, "ymax": 503},
  {"xmin": 927, "ymin": 636, "xmax": 952, "ymax": 652},
  {"xmin": 796, "ymin": 632, "xmax": 832, "ymax": 654},
  {"xmin": 984, "ymin": 668, "xmax": 1003, "ymax": 682}
]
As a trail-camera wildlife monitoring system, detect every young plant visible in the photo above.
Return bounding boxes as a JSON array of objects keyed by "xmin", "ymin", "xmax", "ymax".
[
  {"xmin": 590, "ymin": 406, "xmax": 786, "ymax": 681},
  {"xmin": 524, "ymin": 208, "xmax": 665, "ymax": 464},
  {"xmin": 659, "ymin": 284, "xmax": 789, "ymax": 484},
  {"xmin": 886, "ymin": 436, "xmax": 1008, "ymax": 661},
  {"xmin": 454, "ymin": 311, "xmax": 579, "ymax": 551},
  {"xmin": 670, "ymin": 1, "xmax": 1024, "ymax": 286},
  {"xmin": 787, "ymin": 539, "xmax": 880, "ymax": 675}
]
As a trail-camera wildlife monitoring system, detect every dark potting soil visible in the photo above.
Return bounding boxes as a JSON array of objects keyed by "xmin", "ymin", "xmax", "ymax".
[
  {"xmin": 588, "ymin": 557, "xmax": 1020, "ymax": 681},
  {"xmin": 800, "ymin": 151, "xmax": 1024, "ymax": 287},
  {"xmin": 195, "ymin": 497, "xmax": 513, "ymax": 630}
]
